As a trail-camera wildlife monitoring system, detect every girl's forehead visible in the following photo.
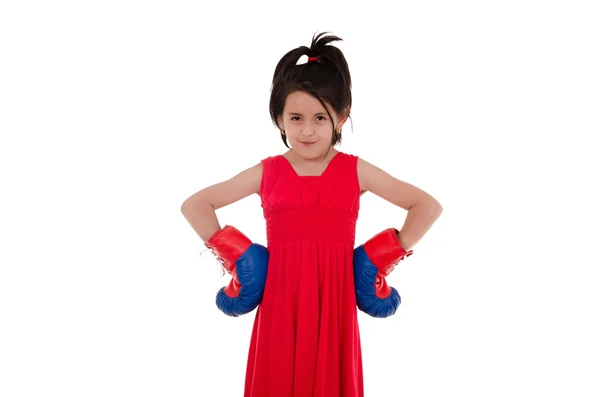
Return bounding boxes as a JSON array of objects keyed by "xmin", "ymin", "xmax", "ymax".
[{"xmin": 284, "ymin": 91, "xmax": 330, "ymax": 113}]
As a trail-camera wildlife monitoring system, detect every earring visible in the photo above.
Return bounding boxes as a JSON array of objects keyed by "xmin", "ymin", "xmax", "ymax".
[
  {"xmin": 335, "ymin": 129, "xmax": 341, "ymax": 134},
  {"xmin": 281, "ymin": 129, "xmax": 286, "ymax": 135}
]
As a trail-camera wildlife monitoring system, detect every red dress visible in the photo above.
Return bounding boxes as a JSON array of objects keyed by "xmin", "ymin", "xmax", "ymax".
[{"xmin": 244, "ymin": 151, "xmax": 364, "ymax": 397}]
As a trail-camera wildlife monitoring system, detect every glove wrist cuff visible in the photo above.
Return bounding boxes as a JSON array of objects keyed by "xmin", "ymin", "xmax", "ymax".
[
  {"xmin": 363, "ymin": 228, "xmax": 414, "ymax": 274},
  {"xmin": 205, "ymin": 225, "xmax": 253, "ymax": 268}
]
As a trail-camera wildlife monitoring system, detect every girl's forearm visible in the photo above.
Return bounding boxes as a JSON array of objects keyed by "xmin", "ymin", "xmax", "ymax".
[
  {"xmin": 397, "ymin": 201, "xmax": 443, "ymax": 251},
  {"xmin": 181, "ymin": 200, "xmax": 222, "ymax": 243}
]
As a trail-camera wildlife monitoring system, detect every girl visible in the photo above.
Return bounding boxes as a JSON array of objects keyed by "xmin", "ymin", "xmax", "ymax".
[{"xmin": 181, "ymin": 32, "xmax": 443, "ymax": 397}]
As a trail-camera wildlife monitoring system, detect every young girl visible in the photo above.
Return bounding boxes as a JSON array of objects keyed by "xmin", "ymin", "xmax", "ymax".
[{"xmin": 181, "ymin": 32, "xmax": 443, "ymax": 397}]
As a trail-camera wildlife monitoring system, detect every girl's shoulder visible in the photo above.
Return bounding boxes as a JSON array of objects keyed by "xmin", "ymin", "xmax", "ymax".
[
  {"xmin": 335, "ymin": 151, "xmax": 359, "ymax": 168},
  {"xmin": 260, "ymin": 153, "xmax": 281, "ymax": 163},
  {"xmin": 340, "ymin": 151, "xmax": 358, "ymax": 160},
  {"xmin": 259, "ymin": 154, "xmax": 282, "ymax": 173},
  {"xmin": 258, "ymin": 153, "xmax": 287, "ymax": 181}
]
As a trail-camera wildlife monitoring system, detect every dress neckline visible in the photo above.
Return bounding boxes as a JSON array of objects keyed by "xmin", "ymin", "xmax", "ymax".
[{"xmin": 279, "ymin": 152, "xmax": 341, "ymax": 178}]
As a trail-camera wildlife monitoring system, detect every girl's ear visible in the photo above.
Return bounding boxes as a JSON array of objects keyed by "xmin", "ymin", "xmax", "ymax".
[
  {"xmin": 337, "ymin": 107, "xmax": 351, "ymax": 128},
  {"xmin": 277, "ymin": 116, "xmax": 284, "ymax": 131}
]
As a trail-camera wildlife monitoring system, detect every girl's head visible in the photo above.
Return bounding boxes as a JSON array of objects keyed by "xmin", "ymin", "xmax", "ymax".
[{"xmin": 269, "ymin": 32, "xmax": 352, "ymax": 158}]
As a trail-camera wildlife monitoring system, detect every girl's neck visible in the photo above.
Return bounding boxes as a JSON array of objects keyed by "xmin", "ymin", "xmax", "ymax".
[{"xmin": 284, "ymin": 148, "xmax": 339, "ymax": 166}]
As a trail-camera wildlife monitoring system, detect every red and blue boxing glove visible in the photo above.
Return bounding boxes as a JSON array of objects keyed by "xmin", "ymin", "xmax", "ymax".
[
  {"xmin": 205, "ymin": 225, "xmax": 269, "ymax": 317},
  {"xmin": 354, "ymin": 228, "xmax": 413, "ymax": 318}
]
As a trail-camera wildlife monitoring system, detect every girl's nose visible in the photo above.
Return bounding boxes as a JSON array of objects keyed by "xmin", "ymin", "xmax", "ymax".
[{"xmin": 301, "ymin": 126, "xmax": 316, "ymax": 136}]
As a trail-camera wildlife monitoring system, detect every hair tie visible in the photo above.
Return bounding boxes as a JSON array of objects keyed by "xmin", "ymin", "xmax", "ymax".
[{"xmin": 308, "ymin": 56, "xmax": 319, "ymax": 63}]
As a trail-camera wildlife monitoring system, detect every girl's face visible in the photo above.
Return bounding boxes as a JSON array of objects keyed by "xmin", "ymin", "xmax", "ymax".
[{"xmin": 278, "ymin": 91, "xmax": 348, "ymax": 158}]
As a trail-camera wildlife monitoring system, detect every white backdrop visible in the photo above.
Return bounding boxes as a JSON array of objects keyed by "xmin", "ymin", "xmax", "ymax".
[{"xmin": 1, "ymin": 1, "xmax": 599, "ymax": 396}]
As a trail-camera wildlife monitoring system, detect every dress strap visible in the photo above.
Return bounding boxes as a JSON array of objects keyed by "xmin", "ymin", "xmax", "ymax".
[
  {"xmin": 259, "ymin": 155, "xmax": 278, "ymax": 198},
  {"xmin": 330, "ymin": 152, "xmax": 360, "ymax": 194}
]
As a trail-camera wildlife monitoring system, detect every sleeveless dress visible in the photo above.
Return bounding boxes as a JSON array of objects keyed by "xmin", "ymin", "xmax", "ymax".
[{"xmin": 244, "ymin": 151, "xmax": 364, "ymax": 397}]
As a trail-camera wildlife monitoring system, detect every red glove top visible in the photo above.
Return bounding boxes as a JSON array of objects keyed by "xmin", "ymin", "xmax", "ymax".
[
  {"xmin": 205, "ymin": 225, "xmax": 253, "ymax": 297},
  {"xmin": 363, "ymin": 228, "xmax": 413, "ymax": 298}
]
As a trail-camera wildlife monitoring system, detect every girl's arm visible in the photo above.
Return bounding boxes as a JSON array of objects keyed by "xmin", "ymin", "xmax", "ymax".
[
  {"xmin": 357, "ymin": 158, "xmax": 443, "ymax": 250},
  {"xmin": 180, "ymin": 162, "xmax": 263, "ymax": 243}
]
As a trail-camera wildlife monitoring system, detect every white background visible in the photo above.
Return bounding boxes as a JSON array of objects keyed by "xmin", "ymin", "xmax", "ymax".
[{"xmin": 1, "ymin": 1, "xmax": 599, "ymax": 396}]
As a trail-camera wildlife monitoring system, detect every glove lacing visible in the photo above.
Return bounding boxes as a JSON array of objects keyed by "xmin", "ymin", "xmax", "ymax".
[{"xmin": 199, "ymin": 247, "xmax": 226, "ymax": 277}]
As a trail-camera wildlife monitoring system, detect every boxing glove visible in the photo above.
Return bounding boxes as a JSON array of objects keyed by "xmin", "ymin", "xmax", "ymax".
[
  {"xmin": 205, "ymin": 225, "xmax": 269, "ymax": 317},
  {"xmin": 354, "ymin": 228, "xmax": 413, "ymax": 318}
]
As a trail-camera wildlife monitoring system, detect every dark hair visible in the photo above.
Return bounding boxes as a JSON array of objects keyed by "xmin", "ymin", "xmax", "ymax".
[{"xmin": 269, "ymin": 32, "xmax": 352, "ymax": 149}]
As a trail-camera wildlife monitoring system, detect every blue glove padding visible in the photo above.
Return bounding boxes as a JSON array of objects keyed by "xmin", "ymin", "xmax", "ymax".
[{"xmin": 354, "ymin": 245, "xmax": 401, "ymax": 318}]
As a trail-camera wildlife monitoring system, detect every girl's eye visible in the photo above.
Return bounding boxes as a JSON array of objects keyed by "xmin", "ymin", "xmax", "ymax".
[{"xmin": 290, "ymin": 116, "xmax": 326, "ymax": 121}]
